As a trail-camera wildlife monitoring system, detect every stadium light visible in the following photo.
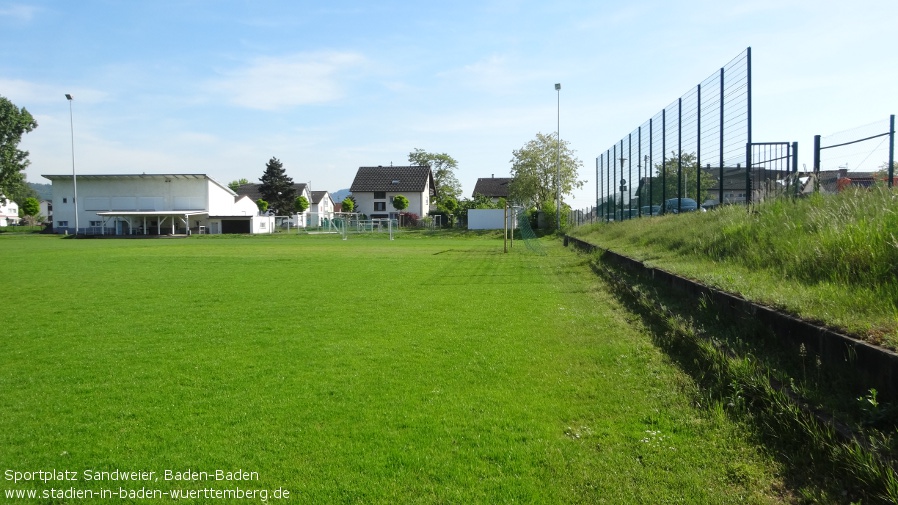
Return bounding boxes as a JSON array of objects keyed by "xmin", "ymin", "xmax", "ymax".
[
  {"xmin": 65, "ymin": 94, "xmax": 79, "ymax": 235},
  {"xmin": 555, "ymin": 83, "xmax": 561, "ymax": 230}
]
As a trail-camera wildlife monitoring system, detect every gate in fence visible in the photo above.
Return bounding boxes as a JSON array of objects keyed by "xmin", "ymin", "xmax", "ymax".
[{"xmin": 745, "ymin": 141, "xmax": 799, "ymax": 204}]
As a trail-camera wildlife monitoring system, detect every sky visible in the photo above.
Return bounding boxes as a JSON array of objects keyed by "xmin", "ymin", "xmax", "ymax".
[{"xmin": 2, "ymin": 0, "xmax": 896, "ymax": 207}]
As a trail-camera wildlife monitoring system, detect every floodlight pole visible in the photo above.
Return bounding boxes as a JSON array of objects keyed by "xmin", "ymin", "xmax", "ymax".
[
  {"xmin": 555, "ymin": 83, "xmax": 561, "ymax": 231},
  {"xmin": 65, "ymin": 94, "xmax": 79, "ymax": 235}
]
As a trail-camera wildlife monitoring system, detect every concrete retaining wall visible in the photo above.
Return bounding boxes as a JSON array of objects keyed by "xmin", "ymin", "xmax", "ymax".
[{"xmin": 564, "ymin": 235, "xmax": 898, "ymax": 400}]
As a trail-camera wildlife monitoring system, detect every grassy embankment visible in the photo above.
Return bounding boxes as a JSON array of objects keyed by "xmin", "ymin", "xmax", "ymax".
[
  {"xmin": 0, "ymin": 233, "xmax": 795, "ymax": 503},
  {"xmin": 570, "ymin": 188, "xmax": 898, "ymax": 349}
]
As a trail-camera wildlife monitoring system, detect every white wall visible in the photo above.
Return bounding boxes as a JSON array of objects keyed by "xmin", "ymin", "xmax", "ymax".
[
  {"xmin": 0, "ymin": 199, "xmax": 19, "ymax": 226},
  {"xmin": 467, "ymin": 209, "xmax": 517, "ymax": 230}
]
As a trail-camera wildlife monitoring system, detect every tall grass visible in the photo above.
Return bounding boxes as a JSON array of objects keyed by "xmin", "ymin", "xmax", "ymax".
[{"xmin": 571, "ymin": 188, "xmax": 898, "ymax": 345}]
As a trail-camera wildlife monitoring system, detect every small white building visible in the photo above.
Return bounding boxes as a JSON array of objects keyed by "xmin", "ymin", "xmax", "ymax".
[
  {"xmin": 42, "ymin": 174, "xmax": 273, "ymax": 235},
  {"xmin": 0, "ymin": 196, "xmax": 19, "ymax": 226},
  {"xmin": 234, "ymin": 182, "xmax": 313, "ymax": 228}
]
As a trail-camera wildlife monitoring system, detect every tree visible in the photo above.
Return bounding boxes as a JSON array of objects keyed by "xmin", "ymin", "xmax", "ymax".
[
  {"xmin": 508, "ymin": 132, "xmax": 584, "ymax": 208},
  {"xmin": 228, "ymin": 178, "xmax": 249, "ymax": 192},
  {"xmin": 294, "ymin": 195, "xmax": 309, "ymax": 214},
  {"xmin": 256, "ymin": 199, "xmax": 269, "ymax": 213},
  {"xmin": 258, "ymin": 157, "xmax": 295, "ymax": 215},
  {"xmin": 341, "ymin": 197, "xmax": 355, "ymax": 213},
  {"xmin": 392, "ymin": 194, "xmax": 409, "ymax": 213},
  {"xmin": 408, "ymin": 148, "xmax": 461, "ymax": 204},
  {"xmin": 0, "ymin": 95, "xmax": 38, "ymax": 204},
  {"xmin": 642, "ymin": 152, "xmax": 717, "ymax": 209},
  {"xmin": 20, "ymin": 197, "xmax": 39, "ymax": 217}
]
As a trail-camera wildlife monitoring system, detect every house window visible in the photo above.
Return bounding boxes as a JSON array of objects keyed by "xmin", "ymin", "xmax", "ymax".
[
  {"xmin": 58, "ymin": 221, "xmax": 68, "ymax": 227},
  {"xmin": 374, "ymin": 202, "xmax": 386, "ymax": 211},
  {"xmin": 374, "ymin": 191, "xmax": 386, "ymax": 199},
  {"xmin": 260, "ymin": 221, "xmax": 267, "ymax": 229}
]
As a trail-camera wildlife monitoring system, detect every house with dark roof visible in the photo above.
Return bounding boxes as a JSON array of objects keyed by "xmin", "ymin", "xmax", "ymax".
[
  {"xmin": 349, "ymin": 166, "xmax": 437, "ymax": 218},
  {"xmin": 309, "ymin": 190, "xmax": 335, "ymax": 226},
  {"xmin": 472, "ymin": 176, "xmax": 512, "ymax": 203},
  {"xmin": 235, "ymin": 182, "xmax": 313, "ymax": 226}
]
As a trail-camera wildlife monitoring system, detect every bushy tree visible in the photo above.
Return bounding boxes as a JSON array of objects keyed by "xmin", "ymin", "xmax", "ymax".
[
  {"xmin": 508, "ymin": 132, "xmax": 584, "ymax": 208},
  {"xmin": 408, "ymin": 148, "xmax": 461, "ymax": 203},
  {"xmin": 258, "ymin": 157, "xmax": 295, "ymax": 215},
  {"xmin": 0, "ymin": 95, "xmax": 38, "ymax": 204},
  {"xmin": 295, "ymin": 195, "xmax": 309, "ymax": 214},
  {"xmin": 341, "ymin": 197, "xmax": 355, "ymax": 213},
  {"xmin": 228, "ymin": 178, "xmax": 249, "ymax": 192},
  {"xmin": 20, "ymin": 196, "xmax": 40, "ymax": 217},
  {"xmin": 256, "ymin": 199, "xmax": 269, "ymax": 213},
  {"xmin": 392, "ymin": 194, "xmax": 409, "ymax": 212}
]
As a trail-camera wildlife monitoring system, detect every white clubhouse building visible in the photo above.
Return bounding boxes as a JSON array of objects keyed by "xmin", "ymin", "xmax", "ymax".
[{"xmin": 43, "ymin": 174, "xmax": 273, "ymax": 235}]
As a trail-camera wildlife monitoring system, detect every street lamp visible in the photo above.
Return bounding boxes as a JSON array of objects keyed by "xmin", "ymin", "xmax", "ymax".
[
  {"xmin": 65, "ymin": 94, "xmax": 79, "ymax": 235},
  {"xmin": 555, "ymin": 83, "xmax": 561, "ymax": 231}
]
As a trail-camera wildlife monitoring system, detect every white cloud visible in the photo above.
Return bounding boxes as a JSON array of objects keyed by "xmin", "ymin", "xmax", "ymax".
[
  {"xmin": 0, "ymin": 4, "xmax": 40, "ymax": 21},
  {"xmin": 0, "ymin": 79, "xmax": 109, "ymax": 106},
  {"xmin": 438, "ymin": 55, "xmax": 546, "ymax": 96},
  {"xmin": 209, "ymin": 52, "xmax": 367, "ymax": 111}
]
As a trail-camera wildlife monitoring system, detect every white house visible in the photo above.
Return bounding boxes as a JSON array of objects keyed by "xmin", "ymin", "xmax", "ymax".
[
  {"xmin": 39, "ymin": 200, "xmax": 52, "ymax": 224},
  {"xmin": 349, "ymin": 166, "xmax": 436, "ymax": 219},
  {"xmin": 309, "ymin": 191, "xmax": 335, "ymax": 226},
  {"xmin": 42, "ymin": 174, "xmax": 273, "ymax": 235},
  {"xmin": 0, "ymin": 196, "xmax": 19, "ymax": 226}
]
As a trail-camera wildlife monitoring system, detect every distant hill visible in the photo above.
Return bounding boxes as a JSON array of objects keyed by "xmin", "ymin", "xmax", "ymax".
[
  {"xmin": 28, "ymin": 182, "xmax": 52, "ymax": 200},
  {"xmin": 331, "ymin": 188, "xmax": 351, "ymax": 202}
]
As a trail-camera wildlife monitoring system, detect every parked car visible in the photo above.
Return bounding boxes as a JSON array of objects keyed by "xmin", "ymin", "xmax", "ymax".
[
  {"xmin": 664, "ymin": 198, "xmax": 701, "ymax": 214},
  {"xmin": 640, "ymin": 205, "xmax": 661, "ymax": 216}
]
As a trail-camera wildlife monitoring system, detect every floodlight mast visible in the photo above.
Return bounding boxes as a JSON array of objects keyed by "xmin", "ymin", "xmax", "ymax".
[
  {"xmin": 555, "ymin": 83, "xmax": 561, "ymax": 231},
  {"xmin": 65, "ymin": 94, "xmax": 79, "ymax": 235}
]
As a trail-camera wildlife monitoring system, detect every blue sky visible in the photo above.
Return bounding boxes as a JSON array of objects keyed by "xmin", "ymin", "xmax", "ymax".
[{"xmin": 3, "ymin": 0, "xmax": 896, "ymax": 206}]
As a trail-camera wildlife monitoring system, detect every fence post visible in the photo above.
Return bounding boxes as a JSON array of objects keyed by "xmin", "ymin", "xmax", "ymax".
[
  {"xmin": 697, "ymin": 83, "xmax": 701, "ymax": 206},
  {"xmin": 746, "ymin": 144, "xmax": 752, "ymax": 205},
  {"xmin": 889, "ymin": 114, "xmax": 895, "ymax": 188},
  {"xmin": 719, "ymin": 66, "xmax": 725, "ymax": 206},
  {"xmin": 662, "ymin": 109, "xmax": 667, "ymax": 212},
  {"xmin": 677, "ymin": 98, "xmax": 683, "ymax": 211},
  {"xmin": 813, "ymin": 134, "xmax": 821, "ymax": 193},
  {"xmin": 792, "ymin": 141, "xmax": 799, "ymax": 197},
  {"xmin": 649, "ymin": 117, "xmax": 653, "ymax": 210}
]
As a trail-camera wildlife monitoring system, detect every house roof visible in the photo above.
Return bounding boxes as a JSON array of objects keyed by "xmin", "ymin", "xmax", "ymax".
[
  {"xmin": 472, "ymin": 177, "xmax": 512, "ymax": 198},
  {"xmin": 349, "ymin": 166, "xmax": 436, "ymax": 196},
  {"xmin": 310, "ymin": 191, "xmax": 332, "ymax": 205},
  {"xmin": 41, "ymin": 173, "xmax": 236, "ymax": 195},
  {"xmin": 235, "ymin": 183, "xmax": 308, "ymax": 202}
]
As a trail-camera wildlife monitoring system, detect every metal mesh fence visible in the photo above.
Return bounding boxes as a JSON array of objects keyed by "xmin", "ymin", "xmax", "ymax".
[
  {"xmin": 814, "ymin": 115, "xmax": 896, "ymax": 190},
  {"xmin": 596, "ymin": 48, "xmax": 751, "ymax": 220}
]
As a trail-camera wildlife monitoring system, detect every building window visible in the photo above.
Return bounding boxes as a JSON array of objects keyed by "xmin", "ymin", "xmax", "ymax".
[
  {"xmin": 63, "ymin": 197, "xmax": 68, "ymax": 203},
  {"xmin": 374, "ymin": 202, "xmax": 386, "ymax": 211},
  {"xmin": 58, "ymin": 221, "xmax": 68, "ymax": 227},
  {"xmin": 260, "ymin": 221, "xmax": 267, "ymax": 229},
  {"xmin": 374, "ymin": 191, "xmax": 386, "ymax": 199},
  {"xmin": 89, "ymin": 221, "xmax": 102, "ymax": 227}
]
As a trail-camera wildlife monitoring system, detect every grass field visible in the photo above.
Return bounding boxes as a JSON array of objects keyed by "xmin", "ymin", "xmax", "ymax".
[{"xmin": 0, "ymin": 233, "xmax": 790, "ymax": 503}]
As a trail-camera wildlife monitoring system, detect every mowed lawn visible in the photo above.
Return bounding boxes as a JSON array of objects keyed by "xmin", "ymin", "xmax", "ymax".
[{"xmin": 0, "ymin": 234, "xmax": 785, "ymax": 503}]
